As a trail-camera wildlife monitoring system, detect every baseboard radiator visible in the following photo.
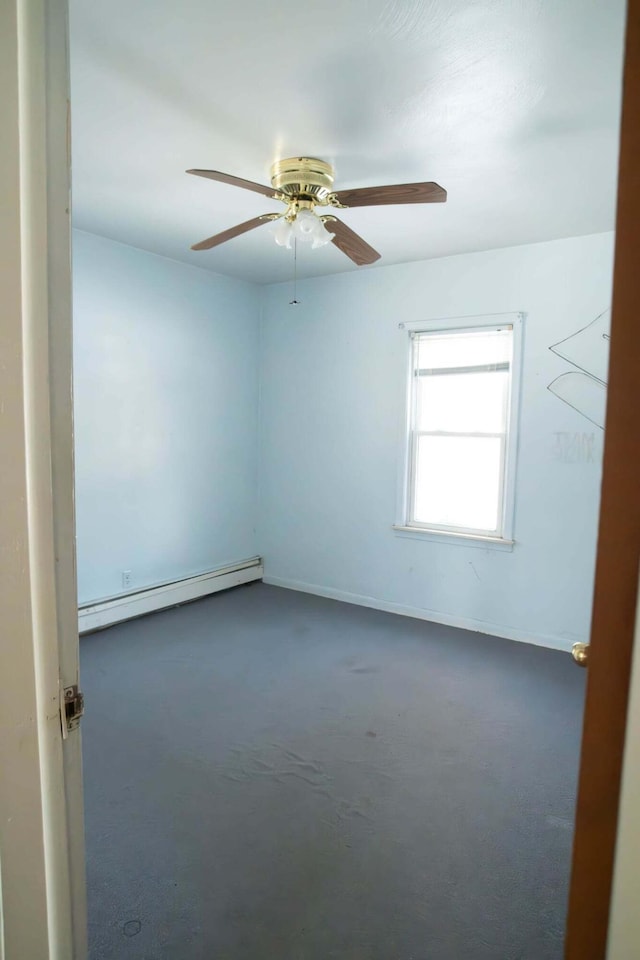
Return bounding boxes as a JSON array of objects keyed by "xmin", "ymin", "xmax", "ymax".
[{"xmin": 78, "ymin": 557, "xmax": 263, "ymax": 634}]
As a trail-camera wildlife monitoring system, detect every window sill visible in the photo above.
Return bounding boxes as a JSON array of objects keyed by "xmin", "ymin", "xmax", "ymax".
[{"xmin": 392, "ymin": 525, "xmax": 515, "ymax": 551}]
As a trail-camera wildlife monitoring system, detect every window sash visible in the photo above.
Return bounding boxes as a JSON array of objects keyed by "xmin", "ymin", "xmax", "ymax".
[
  {"xmin": 416, "ymin": 361, "xmax": 510, "ymax": 377},
  {"xmin": 406, "ymin": 328, "xmax": 513, "ymax": 537},
  {"xmin": 408, "ymin": 432, "xmax": 507, "ymax": 536}
]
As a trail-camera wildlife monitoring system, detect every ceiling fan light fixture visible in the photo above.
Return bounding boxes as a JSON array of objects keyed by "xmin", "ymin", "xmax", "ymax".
[
  {"xmin": 272, "ymin": 218, "xmax": 294, "ymax": 248},
  {"xmin": 292, "ymin": 208, "xmax": 335, "ymax": 248},
  {"xmin": 311, "ymin": 221, "xmax": 335, "ymax": 249},
  {"xmin": 292, "ymin": 208, "xmax": 319, "ymax": 242}
]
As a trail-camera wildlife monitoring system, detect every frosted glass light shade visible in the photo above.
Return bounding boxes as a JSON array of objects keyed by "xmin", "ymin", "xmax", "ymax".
[
  {"xmin": 272, "ymin": 219, "xmax": 293, "ymax": 248},
  {"xmin": 292, "ymin": 209, "xmax": 318, "ymax": 242},
  {"xmin": 312, "ymin": 221, "xmax": 335, "ymax": 248},
  {"xmin": 291, "ymin": 209, "xmax": 335, "ymax": 248}
]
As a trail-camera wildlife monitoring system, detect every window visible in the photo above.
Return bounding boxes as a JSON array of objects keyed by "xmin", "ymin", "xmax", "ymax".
[{"xmin": 400, "ymin": 317, "xmax": 521, "ymax": 542}]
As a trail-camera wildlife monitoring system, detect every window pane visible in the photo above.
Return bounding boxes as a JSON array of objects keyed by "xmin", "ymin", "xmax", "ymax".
[
  {"xmin": 413, "ymin": 435, "xmax": 502, "ymax": 532},
  {"xmin": 417, "ymin": 369, "xmax": 509, "ymax": 434},
  {"xmin": 416, "ymin": 327, "xmax": 511, "ymax": 371}
]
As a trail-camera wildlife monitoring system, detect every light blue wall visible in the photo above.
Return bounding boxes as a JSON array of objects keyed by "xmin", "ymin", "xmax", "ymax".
[
  {"xmin": 73, "ymin": 230, "xmax": 261, "ymax": 604},
  {"xmin": 74, "ymin": 228, "xmax": 614, "ymax": 648},
  {"xmin": 259, "ymin": 232, "xmax": 615, "ymax": 649}
]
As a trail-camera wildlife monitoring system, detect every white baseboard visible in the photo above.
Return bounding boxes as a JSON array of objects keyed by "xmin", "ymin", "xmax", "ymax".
[
  {"xmin": 79, "ymin": 558, "xmax": 263, "ymax": 634},
  {"xmin": 262, "ymin": 575, "xmax": 577, "ymax": 652}
]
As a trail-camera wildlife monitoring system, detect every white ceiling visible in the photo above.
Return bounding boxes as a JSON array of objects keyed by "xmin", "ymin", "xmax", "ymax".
[{"xmin": 69, "ymin": 0, "xmax": 626, "ymax": 285}]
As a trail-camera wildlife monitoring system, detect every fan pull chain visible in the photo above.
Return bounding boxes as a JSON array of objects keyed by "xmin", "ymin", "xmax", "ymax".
[{"xmin": 289, "ymin": 238, "xmax": 301, "ymax": 305}]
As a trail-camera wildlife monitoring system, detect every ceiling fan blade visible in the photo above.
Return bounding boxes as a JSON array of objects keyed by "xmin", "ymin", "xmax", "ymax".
[
  {"xmin": 191, "ymin": 215, "xmax": 277, "ymax": 251},
  {"xmin": 187, "ymin": 168, "xmax": 276, "ymax": 198},
  {"xmin": 328, "ymin": 217, "xmax": 381, "ymax": 266},
  {"xmin": 333, "ymin": 181, "xmax": 447, "ymax": 208}
]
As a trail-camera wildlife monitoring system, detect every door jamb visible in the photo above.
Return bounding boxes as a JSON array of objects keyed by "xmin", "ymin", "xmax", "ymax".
[{"xmin": 0, "ymin": 0, "xmax": 85, "ymax": 956}]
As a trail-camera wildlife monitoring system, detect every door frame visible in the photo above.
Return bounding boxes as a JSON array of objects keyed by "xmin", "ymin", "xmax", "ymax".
[
  {"xmin": 45, "ymin": 0, "xmax": 88, "ymax": 950},
  {"xmin": 0, "ymin": 0, "xmax": 85, "ymax": 957},
  {"xmin": 565, "ymin": 1, "xmax": 640, "ymax": 956}
]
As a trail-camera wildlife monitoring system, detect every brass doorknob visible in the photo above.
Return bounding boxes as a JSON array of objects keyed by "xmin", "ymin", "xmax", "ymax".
[{"xmin": 572, "ymin": 642, "xmax": 589, "ymax": 667}]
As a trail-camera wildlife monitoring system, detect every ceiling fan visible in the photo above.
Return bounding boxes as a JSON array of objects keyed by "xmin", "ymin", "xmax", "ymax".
[{"xmin": 187, "ymin": 157, "xmax": 447, "ymax": 266}]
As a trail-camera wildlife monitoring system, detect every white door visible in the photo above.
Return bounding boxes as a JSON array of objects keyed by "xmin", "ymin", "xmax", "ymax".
[{"xmin": 0, "ymin": 1, "xmax": 86, "ymax": 957}]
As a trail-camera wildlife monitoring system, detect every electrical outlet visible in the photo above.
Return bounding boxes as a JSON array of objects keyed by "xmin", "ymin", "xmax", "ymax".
[{"xmin": 122, "ymin": 570, "xmax": 133, "ymax": 590}]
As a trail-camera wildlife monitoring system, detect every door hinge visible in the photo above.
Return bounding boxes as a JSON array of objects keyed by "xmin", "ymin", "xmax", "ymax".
[{"xmin": 62, "ymin": 684, "xmax": 84, "ymax": 736}]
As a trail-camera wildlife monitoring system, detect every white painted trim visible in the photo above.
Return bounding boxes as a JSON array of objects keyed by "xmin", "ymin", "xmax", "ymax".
[
  {"xmin": 392, "ymin": 524, "xmax": 514, "ymax": 549},
  {"xmin": 1, "ymin": 1, "xmax": 79, "ymax": 956},
  {"xmin": 79, "ymin": 558, "xmax": 264, "ymax": 634},
  {"xmin": 45, "ymin": 0, "xmax": 87, "ymax": 952},
  {"xmin": 263, "ymin": 575, "xmax": 577, "ymax": 652},
  {"xmin": 399, "ymin": 311, "xmax": 526, "ymax": 332}
]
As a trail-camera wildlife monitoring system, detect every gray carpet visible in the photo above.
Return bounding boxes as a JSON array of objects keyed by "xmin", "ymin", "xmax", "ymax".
[{"xmin": 81, "ymin": 582, "xmax": 585, "ymax": 959}]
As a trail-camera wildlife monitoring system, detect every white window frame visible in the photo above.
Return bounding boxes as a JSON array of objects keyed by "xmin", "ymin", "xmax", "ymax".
[{"xmin": 394, "ymin": 313, "xmax": 524, "ymax": 548}]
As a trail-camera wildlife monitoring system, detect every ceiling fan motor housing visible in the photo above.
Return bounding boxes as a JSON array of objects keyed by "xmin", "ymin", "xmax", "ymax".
[{"xmin": 270, "ymin": 157, "xmax": 335, "ymax": 203}]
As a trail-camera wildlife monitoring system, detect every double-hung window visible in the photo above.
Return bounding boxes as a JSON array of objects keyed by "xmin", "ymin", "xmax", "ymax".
[{"xmin": 401, "ymin": 316, "xmax": 521, "ymax": 542}]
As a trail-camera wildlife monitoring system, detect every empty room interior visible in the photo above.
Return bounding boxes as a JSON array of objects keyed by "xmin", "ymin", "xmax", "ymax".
[{"xmin": 70, "ymin": 0, "xmax": 626, "ymax": 957}]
